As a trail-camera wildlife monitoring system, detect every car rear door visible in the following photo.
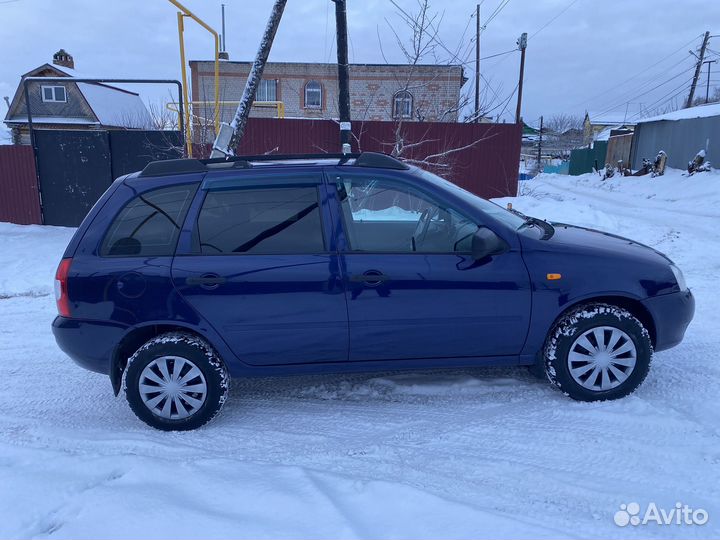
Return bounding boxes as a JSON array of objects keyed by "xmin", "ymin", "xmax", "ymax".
[
  {"xmin": 172, "ymin": 168, "xmax": 348, "ymax": 366},
  {"xmin": 328, "ymin": 170, "xmax": 532, "ymax": 362}
]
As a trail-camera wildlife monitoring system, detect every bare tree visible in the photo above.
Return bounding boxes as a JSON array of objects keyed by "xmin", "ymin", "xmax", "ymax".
[
  {"xmin": 363, "ymin": 0, "xmax": 499, "ymax": 178},
  {"xmin": 544, "ymin": 113, "xmax": 583, "ymax": 155},
  {"xmin": 691, "ymin": 86, "xmax": 720, "ymax": 106},
  {"xmin": 545, "ymin": 113, "xmax": 582, "ymax": 134}
]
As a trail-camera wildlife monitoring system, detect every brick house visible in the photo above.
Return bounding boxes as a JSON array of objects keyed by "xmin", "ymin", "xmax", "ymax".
[
  {"xmin": 4, "ymin": 49, "xmax": 152, "ymax": 145},
  {"xmin": 189, "ymin": 60, "xmax": 466, "ymax": 138}
]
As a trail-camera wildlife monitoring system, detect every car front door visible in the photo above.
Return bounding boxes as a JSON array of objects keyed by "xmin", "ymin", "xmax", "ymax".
[
  {"xmin": 330, "ymin": 171, "xmax": 532, "ymax": 362},
  {"xmin": 172, "ymin": 171, "xmax": 348, "ymax": 366}
]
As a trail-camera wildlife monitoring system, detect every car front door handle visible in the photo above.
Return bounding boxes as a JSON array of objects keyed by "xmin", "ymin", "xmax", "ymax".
[
  {"xmin": 349, "ymin": 271, "xmax": 389, "ymax": 286},
  {"xmin": 186, "ymin": 275, "xmax": 227, "ymax": 287}
]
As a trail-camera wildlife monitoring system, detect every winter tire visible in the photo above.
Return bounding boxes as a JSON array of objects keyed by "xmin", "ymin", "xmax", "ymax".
[
  {"xmin": 123, "ymin": 332, "xmax": 230, "ymax": 431},
  {"xmin": 544, "ymin": 303, "xmax": 652, "ymax": 401}
]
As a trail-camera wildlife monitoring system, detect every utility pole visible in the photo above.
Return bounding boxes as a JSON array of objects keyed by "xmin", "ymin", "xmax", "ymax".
[
  {"xmin": 686, "ymin": 31, "xmax": 710, "ymax": 108},
  {"xmin": 210, "ymin": 0, "xmax": 287, "ymax": 158},
  {"xmin": 536, "ymin": 115, "xmax": 543, "ymax": 175},
  {"xmin": 515, "ymin": 32, "xmax": 527, "ymax": 124},
  {"xmin": 704, "ymin": 59, "xmax": 718, "ymax": 103},
  {"xmin": 219, "ymin": 4, "xmax": 229, "ymax": 60},
  {"xmin": 474, "ymin": 3, "xmax": 480, "ymax": 122},
  {"xmin": 332, "ymin": 0, "xmax": 352, "ymax": 153}
]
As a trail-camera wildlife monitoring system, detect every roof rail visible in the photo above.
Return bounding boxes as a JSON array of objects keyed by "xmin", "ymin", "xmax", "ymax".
[
  {"xmin": 139, "ymin": 151, "xmax": 409, "ymax": 177},
  {"xmin": 354, "ymin": 152, "xmax": 409, "ymax": 170},
  {"xmin": 139, "ymin": 159, "xmax": 206, "ymax": 177},
  {"xmin": 201, "ymin": 153, "xmax": 357, "ymax": 164}
]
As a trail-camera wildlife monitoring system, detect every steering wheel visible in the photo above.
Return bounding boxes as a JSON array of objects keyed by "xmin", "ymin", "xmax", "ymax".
[{"xmin": 412, "ymin": 207, "xmax": 436, "ymax": 251}]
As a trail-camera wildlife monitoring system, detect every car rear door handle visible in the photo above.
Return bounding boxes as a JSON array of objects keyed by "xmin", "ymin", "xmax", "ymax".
[
  {"xmin": 349, "ymin": 271, "xmax": 389, "ymax": 286},
  {"xmin": 186, "ymin": 275, "xmax": 227, "ymax": 286}
]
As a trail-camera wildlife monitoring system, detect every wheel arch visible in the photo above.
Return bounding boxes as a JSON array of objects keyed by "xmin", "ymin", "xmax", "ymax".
[
  {"xmin": 110, "ymin": 323, "xmax": 225, "ymax": 396},
  {"xmin": 553, "ymin": 295, "xmax": 657, "ymax": 348}
]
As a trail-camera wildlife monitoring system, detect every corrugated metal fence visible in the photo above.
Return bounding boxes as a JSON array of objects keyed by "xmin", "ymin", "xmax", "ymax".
[
  {"xmin": 232, "ymin": 118, "xmax": 522, "ymax": 200},
  {"xmin": 0, "ymin": 145, "xmax": 41, "ymax": 225},
  {"xmin": 569, "ymin": 141, "xmax": 608, "ymax": 175},
  {"xmin": 0, "ymin": 119, "xmax": 521, "ymax": 226},
  {"xmin": 631, "ymin": 116, "xmax": 720, "ymax": 170}
]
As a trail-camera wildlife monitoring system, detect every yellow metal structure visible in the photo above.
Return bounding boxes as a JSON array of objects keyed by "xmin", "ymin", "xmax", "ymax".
[
  {"xmin": 166, "ymin": 100, "xmax": 286, "ymax": 123},
  {"xmin": 168, "ymin": 0, "xmax": 220, "ymax": 157}
]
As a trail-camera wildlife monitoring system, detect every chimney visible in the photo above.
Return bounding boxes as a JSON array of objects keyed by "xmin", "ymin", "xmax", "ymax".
[{"xmin": 53, "ymin": 49, "xmax": 74, "ymax": 69}]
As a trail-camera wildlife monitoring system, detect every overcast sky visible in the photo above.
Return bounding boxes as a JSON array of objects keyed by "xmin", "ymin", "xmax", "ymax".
[{"xmin": 1, "ymin": 0, "xmax": 719, "ymax": 131}]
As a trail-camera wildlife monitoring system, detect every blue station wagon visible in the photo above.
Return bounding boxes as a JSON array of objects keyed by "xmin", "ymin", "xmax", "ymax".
[{"xmin": 52, "ymin": 152, "xmax": 695, "ymax": 430}]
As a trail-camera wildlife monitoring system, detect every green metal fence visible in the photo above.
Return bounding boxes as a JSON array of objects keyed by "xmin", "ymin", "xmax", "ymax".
[{"xmin": 569, "ymin": 141, "xmax": 608, "ymax": 175}]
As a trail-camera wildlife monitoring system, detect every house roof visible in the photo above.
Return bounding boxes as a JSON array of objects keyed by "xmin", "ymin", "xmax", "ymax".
[
  {"xmin": 636, "ymin": 102, "xmax": 720, "ymax": 124},
  {"xmin": 586, "ymin": 111, "xmax": 638, "ymax": 126},
  {"xmin": 4, "ymin": 117, "xmax": 99, "ymax": 125},
  {"xmin": 594, "ymin": 125, "xmax": 633, "ymax": 141},
  {"xmin": 5, "ymin": 63, "xmax": 151, "ymax": 128},
  {"xmin": 77, "ymin": 82, "xmax": 151, "ymax": 127}
]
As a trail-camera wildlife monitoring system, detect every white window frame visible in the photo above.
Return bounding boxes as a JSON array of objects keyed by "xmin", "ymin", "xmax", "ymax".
[
  {"xmin": 304, "ymin": 80, "xmax": 322, "ymax": 109},
  {"xmin": 393, "ymin": 90, "xmax": 413, "ymax": 119},
  {"xmin": 41, "ymin": 85, "xmax": 67, "ymax": 103},
  {"xmin": 256, "ymin": 79, "xmax": 277, "ymax": 102}
]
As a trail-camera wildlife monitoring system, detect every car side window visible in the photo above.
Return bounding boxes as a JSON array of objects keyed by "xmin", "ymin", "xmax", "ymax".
[
  {"xmin": 337, "ymin": 176, "xmax": 478, "ymax": 253},
  {"xmin": 101, "ymin": 184, "xmax": 197, "ymax": 257},
  {"xmin": 196, "ymin": 186, "xmax": 325, "ymax": 254}
]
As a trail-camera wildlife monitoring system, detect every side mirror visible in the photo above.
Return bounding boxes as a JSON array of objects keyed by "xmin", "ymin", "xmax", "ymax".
[{"xmin": 471, "ymin": 227, "xmax": 506, "ymax": 260}]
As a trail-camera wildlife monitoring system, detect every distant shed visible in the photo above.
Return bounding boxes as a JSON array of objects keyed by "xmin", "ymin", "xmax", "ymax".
[{"xmin": 630, "ymin": 103, "xmax": 720, "ymax": 170}]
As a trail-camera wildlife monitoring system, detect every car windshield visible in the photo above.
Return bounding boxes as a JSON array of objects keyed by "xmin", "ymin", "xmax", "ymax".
[{"xmin": 411, "ymin": 167, "xmax": 527, "ymax": 230}]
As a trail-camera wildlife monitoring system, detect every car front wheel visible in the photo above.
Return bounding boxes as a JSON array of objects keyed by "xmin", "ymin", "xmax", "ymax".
[
  {"xmin": 123, "ymin": 332, "xmax": 230, "ymax": 430},
  {"xmin": 544, "ymin": 303, "xmax": 653, "ymax": 401}
]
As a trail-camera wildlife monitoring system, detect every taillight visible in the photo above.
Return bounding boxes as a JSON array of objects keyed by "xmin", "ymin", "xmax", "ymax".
[{"xmin": 55, "ymin": 258, "xmax": 72, "ymax": 317}]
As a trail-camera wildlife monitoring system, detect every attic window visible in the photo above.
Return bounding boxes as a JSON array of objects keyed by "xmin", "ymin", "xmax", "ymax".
[{"xmin": 41, "ymin": 85, "xmax": 67, "ymax": 103}]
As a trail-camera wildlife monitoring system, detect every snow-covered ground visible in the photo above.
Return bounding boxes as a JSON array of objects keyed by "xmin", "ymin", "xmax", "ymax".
[{"xmin": 1, "ymin": 168, "xmax": 719, "ymax": 539}]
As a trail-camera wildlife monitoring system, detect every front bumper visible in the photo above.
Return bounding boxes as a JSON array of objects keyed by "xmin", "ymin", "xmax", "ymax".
[
  {"xmin": 642, "ymin": 289, "xmax": 695, "ymax": 352},
  {"xmin": 52, "ymin": 316, "xmax": 127, "ymax": 375}
]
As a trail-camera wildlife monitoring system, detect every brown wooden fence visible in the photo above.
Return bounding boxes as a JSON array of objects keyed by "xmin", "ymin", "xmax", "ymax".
[{"xmin": 0, "ymin": 145, "xmax": 41, "ymax": 225}]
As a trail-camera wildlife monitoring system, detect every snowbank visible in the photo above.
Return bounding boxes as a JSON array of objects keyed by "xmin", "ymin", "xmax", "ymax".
[{"xmin": 0, "ymin": 222, "xmax": 75, "ymax": 298}]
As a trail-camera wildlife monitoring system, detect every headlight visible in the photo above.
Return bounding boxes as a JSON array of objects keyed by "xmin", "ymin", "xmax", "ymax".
[{"xmin": 670, "ymin": 264, "xmax": 687, "ymax": 291}]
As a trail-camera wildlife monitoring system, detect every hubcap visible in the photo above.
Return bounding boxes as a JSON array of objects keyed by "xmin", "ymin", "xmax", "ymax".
[
  {"xmin": 567, "ymin": 326, "xmax": 637, "ymax": 391},
  {"xmin": 139, "ymin": 356, "xmax": 207, "ymax": 419}
]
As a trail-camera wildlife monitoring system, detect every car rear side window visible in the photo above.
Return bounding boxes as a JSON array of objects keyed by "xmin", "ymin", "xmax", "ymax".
[
  {"xmin": 101, "ymin": 184, "xmax": 197, "ymax": 257},
  {"xmin": 197, "ymin": 186, "xmax": 324, "ymax": 254}
]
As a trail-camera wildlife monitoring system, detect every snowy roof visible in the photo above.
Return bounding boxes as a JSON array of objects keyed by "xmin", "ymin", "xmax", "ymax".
[
  {"xmin": 586, "ymin": 111, "xmax": 637, "ymax": 126},
  {"xmin": 594, "ymin": 125, "xmax": 633, "ymax": 141},
  {"xmin": 8, "ymin": 63, "xmax": 152, "ymax": 128},
  {"xmin": 5, "ymin": 116, "xmax": 99, "ymax": 125},
  {"xmin": 636, "ymin": 102, "xmax": 720, "ymax": 124},
  {"xmin": 77, "ymin": 83, "xmax": 151, "ymax": 127}
]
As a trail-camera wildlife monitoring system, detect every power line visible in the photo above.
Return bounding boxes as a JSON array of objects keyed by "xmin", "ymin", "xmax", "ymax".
[
  {"xmin": 481, "ymin": 0, "xmax": 511, "ymax": 31},
  {"xmin": 529, "ymin": 0, "xmax": 582, "ymax": 40},
  {"xmin": 568, "ymin": 33, "xmax": 704, "ymax": 110},
  {"xmin": 480, "ymin": 48, "xmax": 516, "ymax": 61},
  {"xmin": 591, "ymin": 56, "xmax": 695, "ymax": 117},
  {"xmin": 628, "ymin": 77, "xmax": 696, "ymax": 120}
]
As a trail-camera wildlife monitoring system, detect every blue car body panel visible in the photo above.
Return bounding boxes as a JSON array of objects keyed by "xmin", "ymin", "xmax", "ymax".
[{"xmin": 52, "ymin": 160, "xmax": 695, "ymax": 383}]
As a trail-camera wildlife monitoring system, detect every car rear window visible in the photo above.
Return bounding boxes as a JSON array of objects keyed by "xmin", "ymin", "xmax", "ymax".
[
  {"xmin": 197, "ymin": 186, "xmax": 324, "ymax": 254},
  {"xmin": 101, "ymin": 184, "xmax": 197, "ymax": 257}
]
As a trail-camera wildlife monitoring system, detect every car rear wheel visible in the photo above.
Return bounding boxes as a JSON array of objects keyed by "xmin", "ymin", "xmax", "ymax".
[
  {"xmin": 544, "ymin": 303, "xmax": 653, "ymax": 401},
  {"xmin": 123, "ymin": 332, "xmax": 229, "ymax": 430}
]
